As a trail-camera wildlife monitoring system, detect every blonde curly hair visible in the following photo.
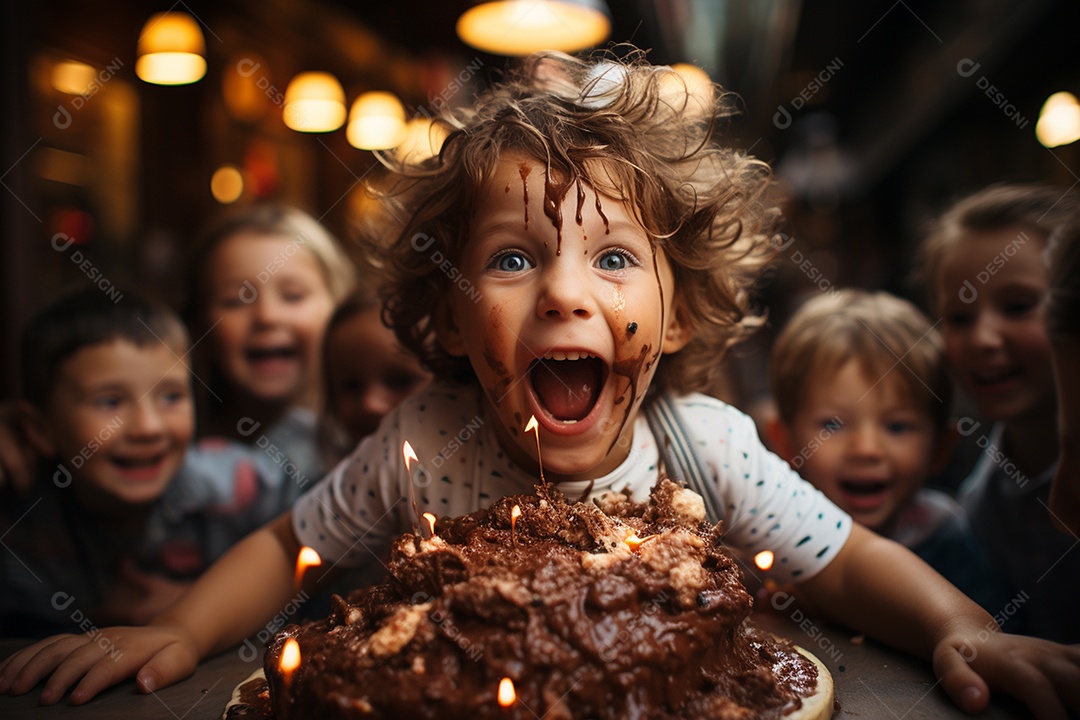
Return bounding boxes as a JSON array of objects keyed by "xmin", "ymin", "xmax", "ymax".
[{"xmin": 361, "ymin": 48, "xmax": 779, "ymax": 400}]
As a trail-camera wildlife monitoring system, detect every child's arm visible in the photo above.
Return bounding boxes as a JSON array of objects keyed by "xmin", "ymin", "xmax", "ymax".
[
  {"xmin": 0, "ymin": 511, "xmax": 305, "ymax": 705},
  {"xmin": 799, "ymin": 523, "xmax": 1080, "ymax": 719}
]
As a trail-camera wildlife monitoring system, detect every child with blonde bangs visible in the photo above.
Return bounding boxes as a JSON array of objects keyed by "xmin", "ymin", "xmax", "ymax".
[
  {"xmin": 4, "ymin": 51, "xmax": 1079, "ymax": 719},
  {"xmin": 184, "ymin": 203, "xmax": 356, "ymax": 484},
  {"xmin": 767, "ymin": 289, "xmax": 1010, "ymax": 615}
]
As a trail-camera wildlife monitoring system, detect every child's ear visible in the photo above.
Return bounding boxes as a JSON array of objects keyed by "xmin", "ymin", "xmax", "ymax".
[
  {"xmin": 764, "ymin": 417, "xmax": 796, "ymax": 462},
  {"xmin": 660, "ymin": 299, "xmax": 693, "ymax": 354},
  {"xmin": 17, "ymin": 401, "xmax": 57, "ymax": 458},
  {"xmin": 930, "ymin": 421, "xmax": 960, "ymax": 477},
  {"xmin": 433, "ymin": 304, "xmax": 468, "ymax": 357}
]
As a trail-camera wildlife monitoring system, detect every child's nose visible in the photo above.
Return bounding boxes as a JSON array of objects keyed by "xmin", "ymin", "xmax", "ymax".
[
  {"xmin": 129, "ymin": 402, "xmax": 166, "ymax": 437},
  {"xmin": 847, "ymin": 424, "xmax": 884, "ymax": 458},
  {"xmin": 970, "ymin": 311, "xmax": 1004, "ymax": 349},
  {"xmin": 252, "ymin": 294, "xmax": 284, "ymax": 325},
  {"xmin": 361, "ymin": 385, "xmax": 396, "ymax": 416},
  {"xmin": 535, "ymin": 263, "xmax": 594, "ymax": 320}
]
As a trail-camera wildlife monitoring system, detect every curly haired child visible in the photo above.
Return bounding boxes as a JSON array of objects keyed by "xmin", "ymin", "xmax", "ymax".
[{"xmin": 3, "ymin": 51, "xmax": 1078, "ymax": 718}]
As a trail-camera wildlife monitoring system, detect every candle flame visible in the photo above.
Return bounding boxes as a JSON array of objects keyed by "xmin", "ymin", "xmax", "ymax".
[
  {"xmin": 294, "ymin": 546, "xmax": 322, "ymax": 590},
  {"xmin": 524, "ymin": 416, "xmax": 545, "ymax": 483},
  {"xmin": 402, "ymin": 440, "xmax": 418, "ymax": 470},
  {"xmin": 497, "ymin": 676, "xmax": 516, "ymax": 707},
  {"xmin": 623, "ymin": 532, "xmax": 658, "ymax": 552},
  {"xmin": 510, "ymin": 504, "xmax": 521, "ymax": 546},
  {"xmin": 279, "ymin": 638, "xmax": 301, "ymax": 675},
  {"xmin": 423, "ymin": 512, "xmax": 437, "ymax": 537},
  {"xmin": 754, "ymin": 550, "xmax": 775, "ymax": 571}
]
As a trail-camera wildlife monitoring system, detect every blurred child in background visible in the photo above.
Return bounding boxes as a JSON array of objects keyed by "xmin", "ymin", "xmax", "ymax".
[
  {"xmin": 185, "ymin": 203, "xmax": 355, "ymax": 483},
  {"xmin": 919, "ymin": 183, "xmax": 1079, "ymax": 642},
  {"xmin": 1045, "ymin": 212, "xmax": 1080, "ymax": 533},
  {"xmin": 767, "ymin": 289, "xmax": 1010, "ymax": 614},
  {"xmin": 3, "ymin": 291, "xmax": 279, "ymax": 635},
  {"xmin": 318, "ymin": 288, "xmax": 432, "ymax": 465}
]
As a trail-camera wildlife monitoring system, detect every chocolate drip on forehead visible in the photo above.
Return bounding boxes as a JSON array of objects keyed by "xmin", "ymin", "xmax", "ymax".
[
  {"xmin": 543, "ymin": 167, "xmax": 573, "ymax": 256},
  {"xmin": 518, "ymin": 163, "xmax": 531, "ymax": 229},
  {"xmin": 594, "ymin": 194, "xmax": 610, "ymax": 235},
  {"xmin": 575, "ymin": 178, "xmax": 586, "ymax": 226}
]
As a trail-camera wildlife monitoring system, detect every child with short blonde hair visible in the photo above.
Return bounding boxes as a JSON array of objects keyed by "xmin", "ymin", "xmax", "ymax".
[
  {"xmin": 768, "ymin": 289, "xmax": 1009, "ymax": 613},
  {"xmin": 185, "ymin": 203, "xmax": 356, "ymax": 482},
  {"xmin": 4, "ymin": 52, "xmax": 1078, "ymax": 718}
]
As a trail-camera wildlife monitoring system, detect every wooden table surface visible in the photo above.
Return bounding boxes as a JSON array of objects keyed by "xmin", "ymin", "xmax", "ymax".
[{"xmin": 0, "ymin": 609, "xmax": 1031, "ymax": 719}]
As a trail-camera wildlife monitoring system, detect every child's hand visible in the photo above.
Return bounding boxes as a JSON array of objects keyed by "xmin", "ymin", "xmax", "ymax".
[
  {"xmin": 934, "ymin": 626, "xmax": 1080, "ymax": 719},
  {"xmin": 0, "ymin": 622, "xmax": 198, "ymax": 705}
]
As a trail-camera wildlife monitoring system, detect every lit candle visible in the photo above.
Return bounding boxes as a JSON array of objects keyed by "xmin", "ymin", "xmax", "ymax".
[
  {"xmin": 510, "ymin": 504, "xmax": 521, "ymax": 546},
  {"xmin": 754, "ymin": 550, "xmax": 775, "ymax": 571},
  {"xmin": 423, "ymin": 511, "xmax": 437, "ymax": 538},
  {"xmin": 524, "ymin": 416, "xmax": 545, "ymax": 484},
  {"xmin": 402, "ymin": 441, "xmax": 423, "ymax": 533},
  {"xmin": 497, "ymin": 676, "xmax": 516, "ymax": 708},
  {"xmin": 623, "ymin": 532, "xmax": 656, "ymax": 552},
  {"xmin": 279, "ymin": 638, "xmax": 301, "ymax": 690},
  {"xmin": 294, "ymin": 546, "xmax": 322, "ymax": 591}
]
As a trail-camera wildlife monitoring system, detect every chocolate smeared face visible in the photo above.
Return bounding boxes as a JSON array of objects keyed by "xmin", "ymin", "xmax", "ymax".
[{"xmin": 439, "ymin": 154, "xmax": 689, "ymax": 483}]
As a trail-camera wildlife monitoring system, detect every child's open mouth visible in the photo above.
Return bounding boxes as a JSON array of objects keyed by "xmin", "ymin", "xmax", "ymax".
[
  {"xmin": 838, "ymin": 479, "xmax": 890, "ymax": 511},
  {"xmin": 529, "ymin": 353, "xmax": 606, "ymax": 423},
  {"xmin": 110, "ymin": 452, "xmax": 168, "ymax": 480},
  {"xmin": 245, "ymin": 346, "xmax": 299, "ymax": 371}
]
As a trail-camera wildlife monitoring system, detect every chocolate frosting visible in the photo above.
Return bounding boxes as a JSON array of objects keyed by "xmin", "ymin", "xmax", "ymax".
[{"xmin": 265, "ymin": 479, "xmax": 817, "ymax": 719}]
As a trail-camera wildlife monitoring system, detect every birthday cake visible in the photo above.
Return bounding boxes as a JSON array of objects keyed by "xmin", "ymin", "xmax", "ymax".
[{"xmin": 225, "ymin": 479, "xmax": 832, "ymax": 719}]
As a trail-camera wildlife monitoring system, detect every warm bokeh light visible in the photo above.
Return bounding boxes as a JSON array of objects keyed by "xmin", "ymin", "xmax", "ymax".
[
  {"xmin": 52, "ymin": 60, "xmax": 96, "ymax": 95},
  {"xmin": 283, "ymin": 71, "xmax": 346, "ymax": 132},
  {"xmin": 1036, "ymin": 91, "xmax": 1080, "ymax": 148},
  {"xmin": 497, "ymin": 676, "xmax": 516, "ymax": 706},
  {"xmin": 457, "ymin": 0, "xmax": 611, "ymax": 56},
  {"xmin": 394, "ymin": 118, "xmax": 448, "ymax": 163},
  {"xmin": 135, "ymin": 12, "xmax": 207, "ymax": 85},
  {"xmin": 347, "ymin": 91, "xmax": 407, "ymax": 150},
  {"xmin": 754, "ymin": 550, "xmax": 775, "ymax": 571},
  {"xmin": 666, "ymin": 63, "xmax": 715, "ymax": 116},
  {"xmin": 210, "ymin": 164, "xmax": 244, "ymax": 204}
]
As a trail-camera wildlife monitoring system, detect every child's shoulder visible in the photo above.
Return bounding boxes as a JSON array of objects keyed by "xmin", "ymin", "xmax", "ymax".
[{"xmin": 667, "ymin": 391, "xmax": 759, "ymax": 433}]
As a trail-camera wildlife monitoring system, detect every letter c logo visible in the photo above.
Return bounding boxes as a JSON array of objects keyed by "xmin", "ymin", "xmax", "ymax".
[
  {"xmin": 958, "ymin": 279, "xmax": 978, "ymax": 304},
  {"xmin": 52, "ymin": 591, "xmax": 76, "ymax": 611},
  {"xmin": 53, "ymin": 105, "xmax": 72, "ymax": 129},
  {"xmin": 236, "ymin": 417, "xmax": 262, "ymax": 437},
  {"xmin": 956, "ymin": 58, "xmax": 981, "ymax": 78},
  {"xmin": 773, "ymin": 105, "xmax": 792, "ymax": 130}
]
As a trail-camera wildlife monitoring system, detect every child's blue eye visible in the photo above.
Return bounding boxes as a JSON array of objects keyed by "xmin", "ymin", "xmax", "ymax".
[
  {"xmin": 492, "ymin": 252, "xmax": 532, "ymax": 273},
  {"xmin": 94, "ymin": 396, "xmax": 122, "ymax": 410},
  {"xmin": 885, "ymin": 421, "xmax": 914, "ymax": 434},
  {"xmin": 821, "ymin": 417, "xmax": 843, "ymax": 432},
  {"xmin": 162, "ymin": 390, "xmax": 189, "ymax": 406},
  {"xmin": 597, "ymin": 250, "xmax": 635, "ymax": 272}
]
